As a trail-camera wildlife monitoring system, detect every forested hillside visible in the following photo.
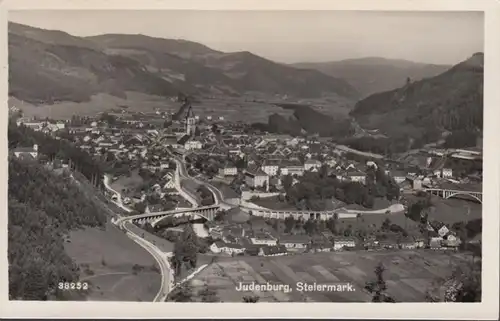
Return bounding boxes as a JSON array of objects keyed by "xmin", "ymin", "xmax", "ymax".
[
  {"xmin": 261, "ymin": 103, "xmax": 355, "ymax": 138},
  {"xmin": 8, "ymin": 157, "xmax": 107, "ymax": 300},
  {"xmin": 8, "ymin": 120, "xmax": 109, "ymax": 300},
  {"xmin": 349, "ymin": 53, "xmax": 483, "ymax": 153},
  {"xmin": 8, "ymin": 121, "xmax": 105, "ymax": 187}
]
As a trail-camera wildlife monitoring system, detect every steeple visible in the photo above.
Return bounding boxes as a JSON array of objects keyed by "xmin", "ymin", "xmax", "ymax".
[{"xmin": 185, "ymin": 103, "xmax": 196, "ymax": 136}]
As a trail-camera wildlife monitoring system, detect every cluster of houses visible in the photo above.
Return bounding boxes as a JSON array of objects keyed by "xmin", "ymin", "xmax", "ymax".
[{"xmin": 206, "ymin": 215, "xmax": 463, "ymax": 258}]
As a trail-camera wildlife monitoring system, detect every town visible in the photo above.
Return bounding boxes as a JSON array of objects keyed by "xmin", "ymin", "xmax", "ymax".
[{"xmin": 10, "ymin": 96, "xmax": 483, "ymax": 266}]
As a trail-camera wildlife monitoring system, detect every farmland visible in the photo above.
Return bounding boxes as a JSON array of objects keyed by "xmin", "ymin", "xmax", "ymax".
[
  {"xmin": 64, "ymin": 221, "xmax": 162, "ymax": 301},
  {"xmin": 189, "ymin": 250, "xmax": 471, "ymax": 302},
  {"xmin": 9, "ymin": 92, "xmax": 296, "ymax": 123}
]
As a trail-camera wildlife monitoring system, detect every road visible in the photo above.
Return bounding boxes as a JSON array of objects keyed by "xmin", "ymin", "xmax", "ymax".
[
  {"xmin": 112, "ymin": 218, "xmax": 173, "ymax": 302},
  {"xmin": 172, "ymin": 156, "xmax": 226, "ymax": 205},
  {"xmin": 102, "ymin": 176, "xmax": 174, "ymax": 302}
]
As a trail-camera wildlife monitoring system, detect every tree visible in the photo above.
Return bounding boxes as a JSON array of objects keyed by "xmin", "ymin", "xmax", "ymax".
[
  {"xmin": 8, "ymin": 157, "xmax": 106, "ymax": 300},
  {"xmin": 282, "ymin": 175, "xmax": 293, "ymax": 192},
  {"xmin": 284, "ymin": 216, "xmax": 295, "ymax": 233},
  {"xmin": 172, "ymin": 224, "xmax": 199, "ymax": 276},
  {"xmin": 199, "ymin": 284, "xmax": 219, "ymax": 302},
  {"xmin": 364, "ymin": 262, "xmax": 396, "ymax": 302},
  {"xmin": 303, "ymin": 218, "xmax": 317, "ymax": 236},
  {"xmin": 168, "ymin": 282, "xmax": 193, "ymax": 302},
  {"xmin": 214, "ymin": 210, "xmax": 227, "ymax": 222},
  {"xmin": 381, "ymin": 218, "xmax": 392, "ymax": 231},
  {"xmin": 425, "ymin": 254, "xmax": 481, "ymax": 302},
  {"xmin": 326, "ymin": 217, "xmax": 337, "ymax": 234}
]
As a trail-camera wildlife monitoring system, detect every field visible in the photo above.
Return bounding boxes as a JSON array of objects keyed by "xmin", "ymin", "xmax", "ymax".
[
  {"xmin": 10, "ymin": 92, "xmax": 296, "ymax": 123},
  {"xmin": 337, "ymin": 196, "xmax": 481, "ymax": 233},
  {"xmin": 190, "ymin": 250, "xmax": 471, "ymax": 302},
  {"xmin": 252, "ymin": 195, "xmax": 393, "ymax": 212},
  {"xmin": 64, "ymin": 221, "xmax": 162, "ymax": 301},
  {"xmin": 127, "ymin": 222, "xmax": 175, "ymax": 253},
  {"xmin": 110, "ymin": 170, "xmax": 144, "ymax": 195}
]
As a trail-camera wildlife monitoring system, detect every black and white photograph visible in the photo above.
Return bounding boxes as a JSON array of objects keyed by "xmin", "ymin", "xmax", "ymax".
[{"xmin": 2, "ymin": 0, "xmax": 499, "ymax": 319}]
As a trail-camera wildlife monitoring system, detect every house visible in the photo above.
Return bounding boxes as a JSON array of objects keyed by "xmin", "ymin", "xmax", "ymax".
[
  {"xmin": 325, "ymin": 158, "xmax": 338, "ymax": 168},
  {"xmin": 250, "ymin": 233, "xmax": 277, "ymax": 246},
  {"xmin": 13, "ymin": 144, "xmax": 39, "ymax": 159},
  {"xmin": 280, "ymin": 159, "xmax": 304, "ymax": 176},
  {"xmin": 163, "ymin": 173, "xmax": 176, "ymax": 190},
  {"xmin": 258, "ymin": 245, "xmax": 288, "ymax": 257},
  {"xmin": 390, "ymin": 170, "xmax": 407, "ymax": 184},
  {"xmin": 304, "ymin": 159, "xmax": 322, "ymax": 171},
  {"xmin": 379, "ymin": 239, "xmax": 399, "ymax": 249},
  {"xmin": 286, "ymin": 137, "xmax": 300, "ymax": 147},
  {"xmin": 345, "ymin": 169, "xmax": 366, "ymax": 183},
  {"xmin": 429, "ymin": 237, "xmax": 443, "ymax": 250},
  {"xmin": 332, "ymin": 236, "xmax": 357, "ymax": 251},
  {"xmin": 363, "ymin": 239, "xmax": 380, "ymax": 250},
  {"xmin": 279, "ymin": 235, "xmax": 310, "ymax": 250},
  {"xmin": 415, "ymin": 238, "xmax": 426, "ymax": 248},
  {"xmin": 443, "ymin": 233, "xmax": 461, "ymax": 248},
  {"xmin": 219, "ymin": 163, "xmax": 238, "ymax": 177},
  {"xmin": 398, "ymin": 236, "xmax": 417, "ymax": 249},
  {"xmin": 429, "ymin": 221, "xmax": 450, "ymax": 238},
  {"xmin": 261, "ymin": 159, "xmax": 280, "ymax": 177},
  {"xmin": 442, "ymin": 168, "xmax": 453, "ymax": 178},
  {"xmin": 244, "ymin": 167, "xmax": 269, "ymax": 191},
  {"xmin": 185, "ymin": 140, "xmax": 203, "ymax": 150},
  {"xmin": 210, "ymin": 241, "xmax": 246, "ymax": 255}
]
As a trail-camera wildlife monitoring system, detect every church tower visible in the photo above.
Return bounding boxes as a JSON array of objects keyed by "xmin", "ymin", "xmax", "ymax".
[{"xmin": 185, "ymin": 103, "xmax": 196, "ymax": 136}]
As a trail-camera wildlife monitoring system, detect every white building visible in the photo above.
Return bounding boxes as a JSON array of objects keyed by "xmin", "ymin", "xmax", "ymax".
[
  {"xmin": 210, "ymin": 241, "xmax": 245, "ymax": 255},
  {"xmin": 245, "ymin": 168, "xmax": 269, "ymax": 191},
  {"xmin": 279, "ymin": 235, "xmax": 309, "ymax": 250},
  {"xmin": 345, "ymin": 170, "xmax": 366, "ymax": 183},
  {"xmin": 250, "ymin": 234, "xmax": 277, "ymax": 246},
  {"xmin": 304, "ymin": 159, "xmax": 322, "ymax": 171},
  {"xmin": 261, "ymin": 160, "xmax": 280, "ymax": 177},
  {"xmin": 442, "ymin": 168, "xmax": 453, "ymax": 178},
  {"xmin": 332, "ymin": 237, "xmax": 357, "ymax": 251},
  {"xmin": 219, "ymin": 164, "xmax": 238, "ymax": 177},
  {"xmin": 13, "ymin": 144, "xmax": 38, "ymax": 159},
  {"xmin": 184, "ymin": 140, "xmax": 202, "ymax": 150},
  {"xmin": 280, "ymin": 165, "xmax": 304, "ymax": 177}
]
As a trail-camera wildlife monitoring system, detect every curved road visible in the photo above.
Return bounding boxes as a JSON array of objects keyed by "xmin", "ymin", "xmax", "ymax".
[
  {"xmin": 118, "ymin": 220, "xmax": 172, "ymax": 302},
  {"xmin": 172, "ymin": 156, "xmax": 226, "ymax": 206},
  {"xmin": 103, "ymin": 177, "xmax": 173, "ymax": 302},
  {"xmin": 171, "ymin": 153, "xmax": 405, "ymax": 216}
]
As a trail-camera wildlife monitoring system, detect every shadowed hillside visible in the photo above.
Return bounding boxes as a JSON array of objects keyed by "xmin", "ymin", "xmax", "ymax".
[
  {"xmin": 349, "ymin": 53, "xmax": 483, "ymax": 150},
  {"xmin": 9, "ymin": 22, "xmax": 361, "ymax": 106},
  {"xmin": 9, "ymin": 31, "xmax": 182, "ymax": 104}
]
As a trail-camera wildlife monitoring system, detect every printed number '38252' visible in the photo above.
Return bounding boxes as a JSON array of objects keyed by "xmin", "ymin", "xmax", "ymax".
[{"xmin": 58, "ymin": 282, "xmax": 89, "ymax": 290}]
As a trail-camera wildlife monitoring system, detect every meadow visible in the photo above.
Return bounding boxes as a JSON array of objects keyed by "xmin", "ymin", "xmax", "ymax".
[
  {"xmin": 191, "ymin": 250, "xmax": 471, "ymax": 302},
  {"xmin": 64, "ymin": 221, "xmax": 162, "ymax": 301}
]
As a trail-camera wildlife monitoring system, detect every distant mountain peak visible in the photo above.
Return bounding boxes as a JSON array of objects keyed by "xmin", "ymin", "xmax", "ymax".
[{"xmin": 463, "ymin": 52, "xmax": 484, "ymax": 68}]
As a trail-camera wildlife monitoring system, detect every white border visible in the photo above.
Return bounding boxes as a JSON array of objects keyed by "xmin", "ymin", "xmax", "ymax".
[{"xmin": 1, "ymin": 0, "xmax": 499, "ymax": 319}]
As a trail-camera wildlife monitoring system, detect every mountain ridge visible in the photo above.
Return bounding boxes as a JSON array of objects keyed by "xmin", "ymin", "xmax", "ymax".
[
  {"xmin": 9, "ymin": 22, "xmax": 359, "ymax": 105},
  {"xmin": 349, "ymin": 52, "xmax": 483, "ymax": 151},
  {"xmin": 293, "ymin": 57, "xmax": 452, "ymax": 97}
]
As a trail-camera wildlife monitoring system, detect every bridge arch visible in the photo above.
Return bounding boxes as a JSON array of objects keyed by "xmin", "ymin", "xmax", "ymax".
[{"xmin": 445, "ymin": 192, "xmax": 482, "ymax": 204}]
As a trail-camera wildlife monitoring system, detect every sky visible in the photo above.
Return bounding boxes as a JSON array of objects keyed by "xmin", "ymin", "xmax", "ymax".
[{"xmin": 9, "ymin": 10, "xmax": 484, "ymax": 65}]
